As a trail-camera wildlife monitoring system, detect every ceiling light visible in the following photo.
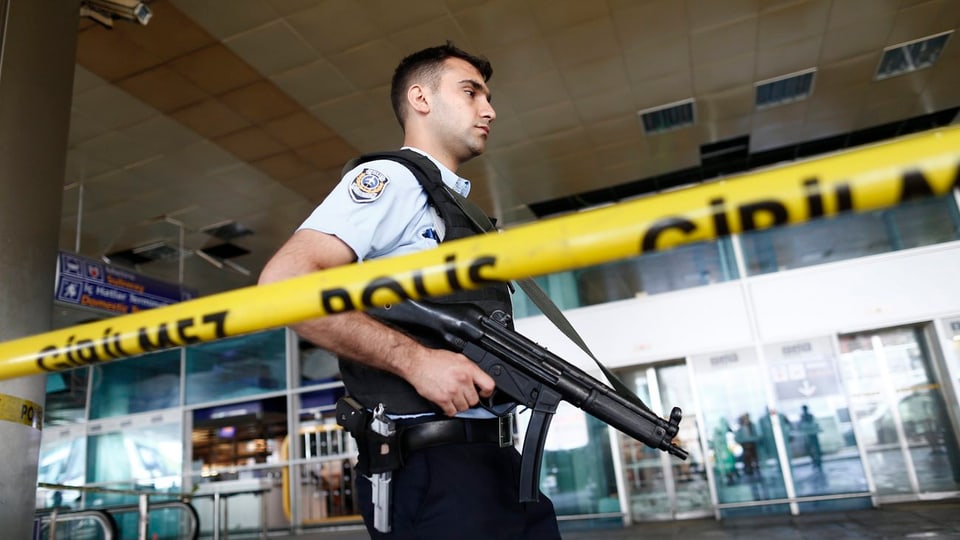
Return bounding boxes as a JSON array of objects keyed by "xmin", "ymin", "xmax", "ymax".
[{"xmin": 875, "ymin": 30, "xmax": 953, "ymax": 81}]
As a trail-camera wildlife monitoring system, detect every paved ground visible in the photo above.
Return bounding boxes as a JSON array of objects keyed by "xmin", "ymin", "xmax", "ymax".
[{"xmin": 267, "ymin": 499, "xmax": 960, "ymax": 539}]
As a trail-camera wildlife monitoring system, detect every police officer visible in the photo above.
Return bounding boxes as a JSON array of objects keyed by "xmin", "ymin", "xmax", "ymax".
[{"xmin": 259, "ymin": 43, "xmax": 561, "ymax": 539}]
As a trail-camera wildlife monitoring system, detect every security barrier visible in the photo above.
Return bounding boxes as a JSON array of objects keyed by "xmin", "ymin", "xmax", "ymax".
[{"xmin": 0, "ymin": 126, "xmax": 957, "ymax": 383}]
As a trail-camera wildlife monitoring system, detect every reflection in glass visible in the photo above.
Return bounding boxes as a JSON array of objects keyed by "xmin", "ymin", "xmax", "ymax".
[
  {"xmin": 617, "ymin": 363, "xmax": 711, "ymax": 520},
  {"xmin": 185, "ymin": 329, "xmax": 286, "ymax": 404},
  {"xmin": 512, "ymin": 239, "xmax": 737, "ymax": 317},
  {"xmin": 576, "ymin": 239, "xmax": 737, "ymax": 305},
  {"xmin": 944, "ymin": 317, "xmax": 960, "ymax": 409},
  {"xmin": 86, "ymin": 421, "xmax": 182, "ymax": 492},
  {"xmin": 517, "ymin": 403, "xmax": 621, "ymax": 530},
  {"xmin": 287, "ymin": 425, "xmax": 358, "ymax": 523},
  {"xmin": 691, "ymin": 349, "xmax": 788, "ymax": 515},
  {"xmin": 89, "ymin": 349, "xmax": 181, "ymax": 419},
  {"xmin": 740, "ymin": 194, "xmax": 960, "ymax": 275},
  {"xmin": 298, "ymin": 340, "xmax": 341, "ymax": 388},
  {"xmin": 36, "ymin": 436, "xmax": 86, "ymax": 510},
  {"xmin": 839, "ymin": 326, "xmax": 960, "ymax": 496},
  {"xmin": 764, "ymin": 338, "xmax": 869, "ymax": 504},
  {"xmin": 44, "ymin": 370, "xmax": 89, "ymax": 426},
  {"xmin": 191, "ymin": 396, "xmax": 288, "ymax": 474},
  {"xmin": 190, "ymin": 465, "xmax": 289, "ymax": 536}
]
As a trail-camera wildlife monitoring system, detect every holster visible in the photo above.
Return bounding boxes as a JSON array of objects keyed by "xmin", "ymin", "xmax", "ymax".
[{"xmin": 336, "ymin": 397, "xmax": 403, "ymax": 477}]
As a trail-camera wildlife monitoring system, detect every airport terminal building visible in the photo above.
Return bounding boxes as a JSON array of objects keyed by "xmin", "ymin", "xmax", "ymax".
[
  {"xmin": 38, "ymin": 187, "xmax": 960, "ymax": 535},
  {"xmin": 4, "ymin": 1, "xmax": 959, "ymax": 538}
]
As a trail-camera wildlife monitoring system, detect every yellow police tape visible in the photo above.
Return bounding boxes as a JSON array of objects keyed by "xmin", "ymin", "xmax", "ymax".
[
  {"xmin": 0, "ymin": 126, "xmax": 957, "ymax": 381},
  {"xmin": 0, "ymin": 393, "xmax": 43, "ymax": 430}
]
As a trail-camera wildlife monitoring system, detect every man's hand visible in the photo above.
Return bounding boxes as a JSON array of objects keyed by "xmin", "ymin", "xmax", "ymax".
[{"xmin": 404, "ymin": 348, "xmax": 495, "ymax": 416}]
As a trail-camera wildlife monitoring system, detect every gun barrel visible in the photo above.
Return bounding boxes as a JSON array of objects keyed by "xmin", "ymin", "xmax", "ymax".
[
  {"xmin": 475, "ymin": 317, "xmax": 689, "ymax": 460},
  {"xmin": 378, "ymin": 300, "xmax": 689, "ymax": 460}
]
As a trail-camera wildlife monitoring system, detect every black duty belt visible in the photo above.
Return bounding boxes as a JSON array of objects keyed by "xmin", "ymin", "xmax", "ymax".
[{"xmin": 401, "ymin": 415, "xmax": 514, "ymax": 454}]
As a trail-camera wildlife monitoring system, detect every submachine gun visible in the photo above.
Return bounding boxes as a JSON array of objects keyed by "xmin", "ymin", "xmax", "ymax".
[{"xmin": 377, "ymin": 299, "xmax": 689, "ymax": 502}]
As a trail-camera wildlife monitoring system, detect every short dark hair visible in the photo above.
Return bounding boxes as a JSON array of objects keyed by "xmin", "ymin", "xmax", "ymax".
[{"xmin": 390, "ymin": 41, "xmax": 493, "ymax": 129}]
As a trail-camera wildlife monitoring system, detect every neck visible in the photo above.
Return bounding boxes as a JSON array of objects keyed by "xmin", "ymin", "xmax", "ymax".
[{"xmin": 403, "ymin": 132, "xmax": 461, "ymax": 173}]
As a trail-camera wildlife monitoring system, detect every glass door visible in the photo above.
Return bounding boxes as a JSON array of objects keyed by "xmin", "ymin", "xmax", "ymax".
[
  {"xmin": 764, "ymin": 337, "xmax": 870, "ymax": 510},
  {"xmin": 617, "ymin": 361, "xmax": 711, "ymax": 521},
  {"xmin": 691, "ymin": 348, "xmax": 789, "ymax": 517},
  {"xmin": 838, "ymin": 325, "xmax": 960, "ymax": 497}
]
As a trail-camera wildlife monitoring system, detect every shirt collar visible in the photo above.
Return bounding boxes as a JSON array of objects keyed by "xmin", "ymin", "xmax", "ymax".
[{"xmin": 402, "ymin": 147, "xmax": 471, "ymax": 197}]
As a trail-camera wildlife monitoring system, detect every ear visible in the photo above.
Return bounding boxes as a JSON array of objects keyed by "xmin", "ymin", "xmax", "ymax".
[{"xmin": 407, "ymin": 83, "xmax": 430, "ymax": 115}]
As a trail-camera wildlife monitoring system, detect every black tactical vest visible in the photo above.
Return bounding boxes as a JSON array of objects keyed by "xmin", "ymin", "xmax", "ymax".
[{"xmin": 338, "ymin": 150, "xmax": 513, "ymax": 414}]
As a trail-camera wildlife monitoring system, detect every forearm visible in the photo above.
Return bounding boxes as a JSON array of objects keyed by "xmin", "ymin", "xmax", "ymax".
[
  {"xmin": 258, "ymin": 231, "xmax": 493, "ymax": 414},
  {"xmin": 292, "ymin": 311, "xmax": 421, "ymax": 380}
]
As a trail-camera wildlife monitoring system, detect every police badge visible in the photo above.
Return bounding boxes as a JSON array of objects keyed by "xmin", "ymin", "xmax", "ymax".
[{"xmin": 349, "ymin": 168, "xmax": 389, "ymax": 203}]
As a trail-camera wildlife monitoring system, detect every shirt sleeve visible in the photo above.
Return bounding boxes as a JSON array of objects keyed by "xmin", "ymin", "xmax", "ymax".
[{"xmin": 297, "ymin": 160, "xmax": 431, "ymax": 261}]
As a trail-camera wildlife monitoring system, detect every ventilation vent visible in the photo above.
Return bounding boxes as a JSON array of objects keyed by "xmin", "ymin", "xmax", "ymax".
[
  {"xmin": 201, "ymin": 242, "xmax": 251, "ymax": 260},
  {"xmin": 201, "ymin": 220, "xmax": 254, "ymax": 241},
  {"xmin": 876, "ymin": 31, "xmax": 953, "ymax": 80},
  {"xmin": 638, "ymin": 99, "xmax": 695, "ymax": 135},
  {"xmin": 755, "ymin": 69, "xmax": 815, "ymax": 109},
  {"xmin": 106, "ymin": 241, "xmax": 182, "ymax": 267}
]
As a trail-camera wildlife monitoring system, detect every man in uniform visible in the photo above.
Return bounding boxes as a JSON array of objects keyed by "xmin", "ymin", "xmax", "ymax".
[{"xmin": 259, "ymin": 43, "xmax": 560, "ymax": 539}]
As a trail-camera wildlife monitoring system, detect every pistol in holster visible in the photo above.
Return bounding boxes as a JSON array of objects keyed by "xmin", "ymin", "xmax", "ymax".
[{"xmin": 336, "ymin": 396, "xmax": 402, "ymax": 477}]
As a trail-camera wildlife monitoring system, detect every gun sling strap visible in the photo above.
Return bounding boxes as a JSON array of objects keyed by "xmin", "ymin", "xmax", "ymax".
[{"xmin": 350, "ymin": 150, "xmax": 658, "ymax": 417}]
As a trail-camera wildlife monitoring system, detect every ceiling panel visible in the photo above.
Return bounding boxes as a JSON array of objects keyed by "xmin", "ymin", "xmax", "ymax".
[
  {"xmin": 169, "ymin": 0, "xmax": 278, "ymax": 40},
  {"xmin": 690, "ymin": 16, "xmax": 758, "ymax": 66},
  {"xmin": 455, "ymin": 0, "xmax": 539, "ymax": 49},
  {"xmin": 169, "ymin": 44, "xmax": 262, "ymax": 95},
  {"xmin": 755, "ymin": 36, "xmax": 822, "ymax": 80},
  {"xmin": 270, "ymin": 60, "xmax": 357, "ymax": 108},
  {"xmin": 756, "ymin": 0, "xmax": 831, "ymax": 49},
  {"xmin": 544, "ymin": 17, "xmax": 621, "ymax": 68},
  {"xmin": 54, "ymin": 0, "xmax": 959, "ymax": 306},
  {"xmin": 223, "ymin": 20, "xmax": 317, "ymax": 77}
]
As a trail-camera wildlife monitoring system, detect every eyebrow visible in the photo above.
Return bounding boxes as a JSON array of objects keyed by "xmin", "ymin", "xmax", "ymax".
[{"xmin": 459, "ymin": 79, "xmax": 492, "ymax": 101}]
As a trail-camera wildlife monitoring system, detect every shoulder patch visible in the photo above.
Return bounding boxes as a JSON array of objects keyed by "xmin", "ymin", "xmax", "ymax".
[{"xmin": 349, "ymin": 168, "xmax": 390, "ymax": 203}]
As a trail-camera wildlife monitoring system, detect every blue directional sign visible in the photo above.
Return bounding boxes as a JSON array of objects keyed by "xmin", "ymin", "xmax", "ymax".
[{"xmin": 55, "ymin": 252, "xmax": 197, "ymax": 315}]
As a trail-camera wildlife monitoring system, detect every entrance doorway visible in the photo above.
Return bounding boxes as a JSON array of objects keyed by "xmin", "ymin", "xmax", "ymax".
[
  {"xmin": 838, "ymin": 325, "xmax": 960, "ymax": 498},
  {"xmin": 616, "ymin": 361, "xmax": 711, "ymax": 521}
]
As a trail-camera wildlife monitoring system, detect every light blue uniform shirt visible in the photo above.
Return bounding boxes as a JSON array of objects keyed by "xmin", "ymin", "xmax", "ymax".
[
  {"xmin": 298, "ymin": 147, "xmax": 470, "ymax": 261},
  {"xmin": 299, "ymin": 148, "xmax": 505, "ymax": 419}
]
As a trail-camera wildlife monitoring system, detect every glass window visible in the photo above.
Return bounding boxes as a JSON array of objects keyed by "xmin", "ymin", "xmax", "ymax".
[
  {"xmin": 616, "ymin": 362, "xmax": 711, "ymax": 521},
  {"xmin": 44, "ymin": 369, "xmax": 88, "ymax": 426},
  {"xmin": 185, "ymin": 329, "xmax": 286, "ymax": 405},
  {"xmin": 191, "ymin": 396, "xmax": 288, "ymax": 474},
  {"xmin": 838, "ymin": 326, "xmax": 960, "ymax": 496},
  {"xmin": 36, "ymin": 433, "xmax": 86, "ymax": 509},
  {"xmin": 576, "ymin": 239, "xmax": 737, "ymax": 305},
  {"xmin": 514, "ymin": 239, "xmax": 737, "ymax": 317},
  {"xmin": 89, "ymin": 349, "xmax": 181, "ymax": 419},
  {"xmin": 691, "ymin": 348, "xmax": 789, "ymax": 515},
  {"xmin": 517, "ymin": 403, "xmax": 622, "ymax": 529},
  {"xmin": 740, "ymin": 194, "xmax": 960, "ymax": 275},
  {"xmin": 299, "ymin": 340, "xmax": 341, "ymax": 388},
  {"xmin": 944, "ymin": 316, "xmax": 960, "ymax": 397},
  {"xmin": 293, "ymin": 392, "xmax": 358, "ymax": 525},
  {"xmin": 513, "ymin": 273, "xmax": 581, "ymax": 319},
  {"xmin": 86, "ymin": 419, "xmax": 182, "ymax": 492},
  {"xmin": 764, "ymin": 337, "xmax": 869, "ymax": 503}
]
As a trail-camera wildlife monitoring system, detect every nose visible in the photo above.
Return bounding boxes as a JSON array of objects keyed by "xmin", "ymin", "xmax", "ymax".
[{"xmin": 481, "ymin": 99, "xmax": 496, "ymax": 123}]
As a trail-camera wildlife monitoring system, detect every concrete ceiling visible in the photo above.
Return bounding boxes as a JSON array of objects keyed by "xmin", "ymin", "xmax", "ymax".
[{"xmin": 58, "ymin": 0, "xmax": 960, "ymax": 324}]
